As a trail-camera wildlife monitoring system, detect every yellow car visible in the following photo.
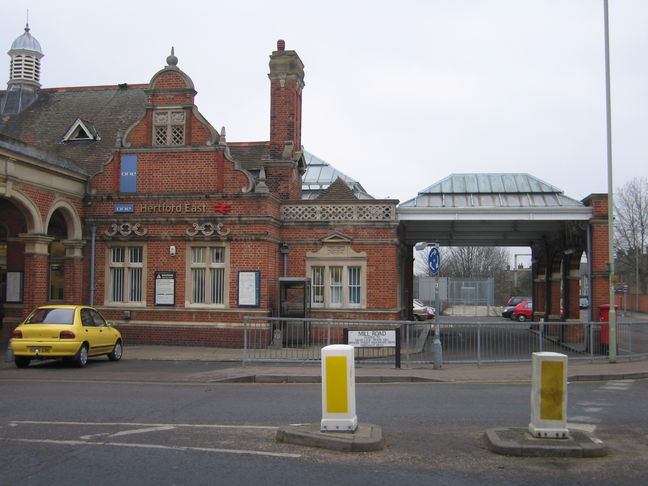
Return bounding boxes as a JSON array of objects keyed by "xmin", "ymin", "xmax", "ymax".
[{"xmin": 11, "ymin": 305, "xmax": 123, "ymax": 368}]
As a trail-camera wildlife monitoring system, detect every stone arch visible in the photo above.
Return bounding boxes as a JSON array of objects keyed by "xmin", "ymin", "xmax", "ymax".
[
  {"xmin": 0, "ymin": 188, "xmax": 44, "ymax": 234},
  {"xmin": 45, "ymin": 199, "xmax": 83, "ymax": 240}
]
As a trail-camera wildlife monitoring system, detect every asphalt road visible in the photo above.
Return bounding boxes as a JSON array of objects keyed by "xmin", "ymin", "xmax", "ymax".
[{"xmin": 1, "ymin": 360, "xmax": 648, "ymax": 485}]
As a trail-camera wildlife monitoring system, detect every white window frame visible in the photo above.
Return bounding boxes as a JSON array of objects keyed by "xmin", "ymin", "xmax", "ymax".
[
  {"xmin": 106, "ymin": 245, "xmax": 146, "ymax": 306},
  {"xmin": 306, "ymin": 245, "xmax": 366, "ymax": 309},
  {"xmin": 186, "ymin": 244, "xmax": 229, "ymax": 308}
]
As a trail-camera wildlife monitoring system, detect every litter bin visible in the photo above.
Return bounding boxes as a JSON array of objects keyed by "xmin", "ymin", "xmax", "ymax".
[{"xmin": 598, "ymin": 304, "xmax": 619, "ymax": 355}]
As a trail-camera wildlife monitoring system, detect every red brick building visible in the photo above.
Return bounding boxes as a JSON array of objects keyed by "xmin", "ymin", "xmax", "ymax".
[{"xmin": 0, "ymin": 28, "xmax": 402, "ymax": 345}]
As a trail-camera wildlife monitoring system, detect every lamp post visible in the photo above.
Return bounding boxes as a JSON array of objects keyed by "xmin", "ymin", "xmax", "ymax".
[{"xmin": 604, "ymin": 0, "xmax": 617, "ymax": 363}]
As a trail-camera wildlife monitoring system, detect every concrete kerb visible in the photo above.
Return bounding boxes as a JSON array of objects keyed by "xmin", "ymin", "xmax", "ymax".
[
  {"xmin": 276, "ymin": 423, "xmax": 384, "ymax": 452},
  {"xmin": 484, "ymin": 427, "xmax": 607, "ymax": 458}
]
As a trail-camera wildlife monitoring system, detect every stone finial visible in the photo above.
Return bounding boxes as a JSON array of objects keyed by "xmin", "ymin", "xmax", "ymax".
[
  {"xmin": 166, "ymin": 46, "xmax": 178, "ymax": 66},
  {"xmin": 255, "ymin": 166, "xmax": 269, "ymax": 193}
]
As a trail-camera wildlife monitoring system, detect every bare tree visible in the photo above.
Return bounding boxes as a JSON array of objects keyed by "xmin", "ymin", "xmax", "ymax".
[
  {"xmin": 440, "ymin": 246, "xmax": 511, "ymax": 279},
  {"xmin": 414, "ymin": 246, "xmax": 511, "ymax": 278},
  {"xmin": 615, "ymin": 177, "xmax": 648, "ymax": 293}
]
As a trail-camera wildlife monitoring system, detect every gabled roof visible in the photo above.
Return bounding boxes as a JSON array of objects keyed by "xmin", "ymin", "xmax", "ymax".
[
  {"xmin": 0, "ymin": 84, "xmax": 147, "ymax": 176},
  {"xmin": 315, "ymin": 177, "xmax": 359, "ymax": 202},
  {"xmin": 62, "ymin": 118, "xmax": 100, "ymax": 142}
]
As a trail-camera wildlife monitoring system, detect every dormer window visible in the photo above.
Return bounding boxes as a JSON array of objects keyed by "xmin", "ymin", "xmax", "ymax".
[
  {"xmin": 62, "ymin": 118, "xmax": 100, "ymax": 142},
  {"xmin": 153, "ymin": 110, "xmax": 185, "ymax": 146}
]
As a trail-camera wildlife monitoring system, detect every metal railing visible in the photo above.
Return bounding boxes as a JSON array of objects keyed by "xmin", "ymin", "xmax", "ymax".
[{"xmin": 243, "ymin": 316, "xmax": 648, "ymax": 367}]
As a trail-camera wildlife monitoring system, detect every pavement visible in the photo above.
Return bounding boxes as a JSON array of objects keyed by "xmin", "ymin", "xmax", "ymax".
[{"xmin": 124, "ymin": 344, "xmax": 648, "ymax": 384}]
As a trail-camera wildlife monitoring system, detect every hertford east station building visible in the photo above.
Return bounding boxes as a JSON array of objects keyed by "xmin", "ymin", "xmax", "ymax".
[{"xmin": 0, "ymin": 25, "xmax": 613, "ymax": 347}]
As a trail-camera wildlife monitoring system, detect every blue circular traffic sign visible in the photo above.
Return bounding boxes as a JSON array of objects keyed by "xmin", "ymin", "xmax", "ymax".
[{"xmin": 428, "ymin": 247, "xmax": 440, "ymax": 275}]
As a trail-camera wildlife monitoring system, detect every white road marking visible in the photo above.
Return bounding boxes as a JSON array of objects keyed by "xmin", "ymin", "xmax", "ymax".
[
  {"xmin": 107, "ymin": 425, "xmax": 176, "ymax": 438},
  {"xmin": 566, "ymin": 422, "xmax": 597, "ymax": 433},
  {"xmin": 80, "ymin": 432, "xmax": 111, "ymax": 440},
  {"xmin": 568, "ymin": 415, "xmax": 601, "ymax": 424},
  {"xmin": 80, "ymin": 425, "xmax": 176, "ymax": 441},
  {"xmin": 10, "ymin": 420, "xmax": 277, "ymax": 430},
  {"xmin": 2, "ymin": 437, "xmax": 301, "ymax": 459},
  {"xmin": 600, "ymin": 381, "xmax": 633, "ymax": 391}
]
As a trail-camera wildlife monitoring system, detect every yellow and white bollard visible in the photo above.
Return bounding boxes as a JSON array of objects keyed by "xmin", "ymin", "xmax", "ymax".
[
  {"xmin": 529, "ymin": 352, "xmax": 569, "ymax": 438},
  {"xmin": 321, "ymin": 344, "xmax": 358, "ymax": 432}
]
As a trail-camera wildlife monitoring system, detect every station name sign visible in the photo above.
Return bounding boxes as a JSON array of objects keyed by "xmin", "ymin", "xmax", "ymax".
[
  {"xmin": 347, "ymin": 330, "xmax": 396, "ymax": 348},
  {"xmin": 141, "ymin": 203, "xmax": 209, "ymax": 214},
  {"xmin": 114, "ymin": 202, "xmax": 232, "ymax": 214}
]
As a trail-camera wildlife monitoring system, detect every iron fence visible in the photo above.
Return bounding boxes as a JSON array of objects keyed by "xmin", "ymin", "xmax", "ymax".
[{"xmin": 243, "ymin": 316, "xmax": 648, "ymax": 367}]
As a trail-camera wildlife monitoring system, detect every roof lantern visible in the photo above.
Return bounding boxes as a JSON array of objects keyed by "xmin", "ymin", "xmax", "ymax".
[{"xmin": 8, "ymin": 23, "xmax": 44, "ymax": 86}]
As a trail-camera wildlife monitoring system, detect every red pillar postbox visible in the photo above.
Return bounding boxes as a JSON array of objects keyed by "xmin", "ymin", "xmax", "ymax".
[{"xmin": 598, "ymin": 304, "xmax": 619, "ymax": 354}]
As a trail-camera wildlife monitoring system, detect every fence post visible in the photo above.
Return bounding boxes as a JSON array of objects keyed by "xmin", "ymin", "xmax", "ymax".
[
  {"xmin": 243, "ymin": 317, "xmax": 248, "ymax": 367},
  {"xmin": 589, "ymin": 323, "xmax": 594, "ymax": 361},
  {"xmin": 327, "ymin": 319, "xmax": 331, "ymax": 346},
  {"xmin": 477, "ymin": 322, "xmax": 481, "ymax": 367},
  {"xmin": 395, "ymin": 325, "xmax": 401, "ymax": 369}
]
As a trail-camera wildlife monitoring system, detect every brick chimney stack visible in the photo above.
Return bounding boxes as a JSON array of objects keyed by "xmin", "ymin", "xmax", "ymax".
[{"xmin": 268, "ymin": 39, "xmax": 304, "ymax": 160}]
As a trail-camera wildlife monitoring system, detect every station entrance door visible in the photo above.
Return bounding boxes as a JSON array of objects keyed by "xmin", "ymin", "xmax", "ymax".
[{"xmin": 278, "ymin": 278, "xmax": 311, "ymax": 345}]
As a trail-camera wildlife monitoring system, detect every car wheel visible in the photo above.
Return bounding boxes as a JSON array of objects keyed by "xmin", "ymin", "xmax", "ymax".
[
  {"xmin": 108, "ymin": 340, "xmax": 123, "ymax": 361},
  {"xmin": 14, "ymin": 356, "xmax": 30, "ymax": 368},
  {"xmin": 517, "ymin": 314, "xmax": 527, "ymax": 322},
  {"xmin": 74, "ymin": 344, "xmax": 89, "ymax": 368}
]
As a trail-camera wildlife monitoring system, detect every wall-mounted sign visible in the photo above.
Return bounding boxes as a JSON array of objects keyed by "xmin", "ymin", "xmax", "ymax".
[
  {"xmin": 141, "ymin": 203, "xmax": 209, "ymax": 214},
  {"xmin": 120, "ymin": 155, "xmax": 138, "ymax": 193},
  {"xmin": 154, "ymin": 271, "xmax": 175, "ymax": 306},
  {"xmin": 347, "ymin": 330, "xmax": 396, "ymax": 348},
  {"xmin": 238, "ymin": 271, "xmax": 260, "ymax": 307},
  {"xmin": 136, "ymin": 202, "xmax": 233, "ymax": 214},
  {"xmin": 114, "ymin": 204, "xmax": 134, "ymax": 213},
  {"xmin": 6, "ymin": 271, "xmax": 23, "ymax": 303}
]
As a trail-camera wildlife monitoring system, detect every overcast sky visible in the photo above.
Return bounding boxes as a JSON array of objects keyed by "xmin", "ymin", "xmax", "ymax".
[{"xmin": 3, "ymin": 0, "xmax": 647, "ymax": 204}]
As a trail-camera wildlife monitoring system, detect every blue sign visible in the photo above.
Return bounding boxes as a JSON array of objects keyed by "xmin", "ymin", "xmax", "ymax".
[
  {"xmin": 120, "ymin": 155, "xmax": 138, "ymax": 193},
  {"xmin": 114, "ymin": 204, "xmax": 134, "ymax": 213},
  {"xmin": 428, "ymin": 247, "xmax": 440, "ymax": 275}
]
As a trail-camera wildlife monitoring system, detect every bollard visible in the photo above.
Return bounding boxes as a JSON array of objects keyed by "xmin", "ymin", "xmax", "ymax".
[
  {"xmin": 320, "ymin": 344, "xmax": 357, "ymax": 432},
  {"xmin": 529, "ymin": 352, "xmax": 569, "ymax": 438}
]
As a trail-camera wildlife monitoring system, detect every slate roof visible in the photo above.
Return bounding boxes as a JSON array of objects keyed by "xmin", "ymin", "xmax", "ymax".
[
  {"xmin": 0, "ymin": 84, "xmax": 147, "ymax": 176},
  {"xmin": 315, "ymin": 177, "xmax": 359, "ymax": 202},
  {"xmin": 227, "ymin": 141, "xmax": 270, "ymax": 172},
  {"xmin": 0, "ymin": 132, "xmax": 87, "ymax": 176}
]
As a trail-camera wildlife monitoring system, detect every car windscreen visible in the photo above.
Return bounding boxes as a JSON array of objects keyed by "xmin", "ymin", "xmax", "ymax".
[{"xmin": 25, "ymin": 308, "xmax": 75, "ymax": 325}]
